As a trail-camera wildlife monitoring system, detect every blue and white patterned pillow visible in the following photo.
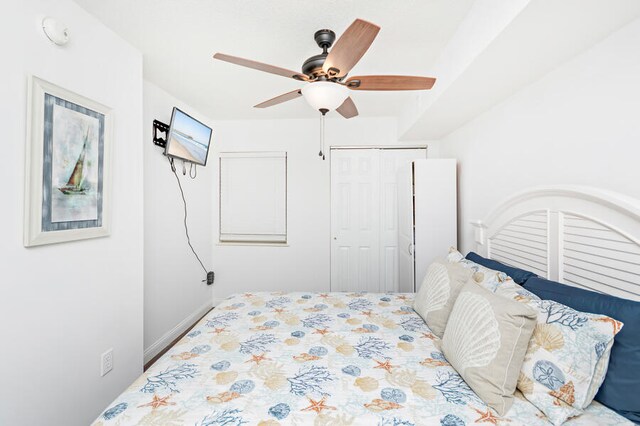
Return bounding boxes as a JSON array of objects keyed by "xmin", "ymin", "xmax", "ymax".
[
  {"xmin": 446, "ymin": 248, "xmax": 528, "ymax": 295},
  {"xmin": 516, "ymin": 298, "xmax": 623, "ymax": 425}
]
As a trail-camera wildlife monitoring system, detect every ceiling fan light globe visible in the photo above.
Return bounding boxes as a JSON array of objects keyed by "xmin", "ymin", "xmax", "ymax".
[{"xmin": 301, "ymin": 81, "xmax": 349, "ymax": 111}]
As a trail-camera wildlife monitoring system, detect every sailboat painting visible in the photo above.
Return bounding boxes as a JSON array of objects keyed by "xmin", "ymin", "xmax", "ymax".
[
  {"xmin": 50, "ymin": 104, "xmax": 100, "ymax": 223},
  {"xmin": 24, "ymin": 76, "xmax": 111, "ymax": 247}
]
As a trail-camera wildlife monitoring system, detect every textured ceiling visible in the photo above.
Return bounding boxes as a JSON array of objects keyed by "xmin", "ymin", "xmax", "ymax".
[{"xmin": 73, "ymin": 0, "xmax": 474, "ymax": 120}]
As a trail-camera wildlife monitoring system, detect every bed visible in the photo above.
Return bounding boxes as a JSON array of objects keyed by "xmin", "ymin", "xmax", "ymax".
[
  {"xmin": 94, "ymin": 186, "xmax": 639, "ymax": 425},
  {"xmin": 93, "ymin": 291, "xmax": 630, "ymax": 426}
]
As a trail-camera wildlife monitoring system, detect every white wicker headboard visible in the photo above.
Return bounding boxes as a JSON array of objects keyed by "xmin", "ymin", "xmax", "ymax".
[{"xmin": 471, "ymin": 186, "xmax": 640, "ymax": 301}]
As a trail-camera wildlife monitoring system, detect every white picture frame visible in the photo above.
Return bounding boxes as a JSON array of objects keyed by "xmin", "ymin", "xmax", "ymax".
[{"xmin": 24, "ymin": 76, "xmax": 112, "ymax": 247}]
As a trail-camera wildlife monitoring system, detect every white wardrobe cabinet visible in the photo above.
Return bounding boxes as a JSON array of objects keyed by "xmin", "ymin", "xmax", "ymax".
[{"xmin": 398, "ymin": 159, "xmax": 457, "ymax": 292}]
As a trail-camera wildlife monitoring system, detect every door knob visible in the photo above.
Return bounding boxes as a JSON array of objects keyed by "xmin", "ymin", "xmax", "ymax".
[{"xmin": 333, "ymin": 237, "xmax": 337, "ymax": 240}]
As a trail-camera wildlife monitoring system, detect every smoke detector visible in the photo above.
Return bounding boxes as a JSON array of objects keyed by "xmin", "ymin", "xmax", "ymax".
[{"xmin": 42, "ymin": 17, "xmax": 69, "ymax": 46}]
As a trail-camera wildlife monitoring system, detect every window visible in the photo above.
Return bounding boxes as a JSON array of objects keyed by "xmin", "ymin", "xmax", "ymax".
[{"xmin": 219, "ymin": 152, "xmax": 287, "ymax": 244}]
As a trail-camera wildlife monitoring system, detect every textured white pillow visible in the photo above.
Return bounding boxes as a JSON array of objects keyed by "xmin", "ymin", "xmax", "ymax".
[
  {"xmin": 442, "ymin": 281, "xmax": 537, "ymax": 415},
  {"xmin": 413, "ymin": 259, "xmax": 472, "ymax": 337}
]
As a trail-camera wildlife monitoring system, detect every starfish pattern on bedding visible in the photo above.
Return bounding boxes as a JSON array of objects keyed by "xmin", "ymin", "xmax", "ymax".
[
  {"xmin": 246, "ymin": 353, "xmax": 270, "ymax": 364},
  {"xmin": 473, "ymin": 407, "xmax": 508, "ymax": 425},
  {"xmin": 209, "ymin": 327, "xmax": 227, "ymax": 334},
  {"xmin": 313, "ymin": 328, "xmax": 331, "ymax": 335},
  {"xmin": 374, "ymin": 359, "xmax": 395, "ymax": 373},
  {"xmin": 137, "ymin": 394, "xmax": 176, "ymax": 409},
  {"xmin": 302, "ymin": 396, "xmax": 336, "ymax": 414}
]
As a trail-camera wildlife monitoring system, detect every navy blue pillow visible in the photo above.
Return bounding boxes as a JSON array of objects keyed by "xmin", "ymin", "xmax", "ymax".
[
  {"xmin": 465, "ymin": 252, "xmax": 537, "ymax": 284},
  {"xmin": 524, "ymin": 276, "xmax": 640, "ymax": 422}
]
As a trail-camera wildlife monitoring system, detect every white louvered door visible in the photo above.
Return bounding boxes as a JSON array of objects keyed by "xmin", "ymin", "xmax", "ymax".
[{"xmin": 330, "ymin": 148, "xmax": 426, "ymax": 292}]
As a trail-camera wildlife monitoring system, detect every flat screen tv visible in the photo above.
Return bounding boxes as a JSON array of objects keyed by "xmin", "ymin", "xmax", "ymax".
[{"xmin": 165, "ymin": 107, "xmax": 213, "ymax": 166}]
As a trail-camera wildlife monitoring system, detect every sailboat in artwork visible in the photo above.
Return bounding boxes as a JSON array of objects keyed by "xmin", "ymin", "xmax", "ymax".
[{"xmin": 58, "ymin": 128, "xmax": 90, "ymax": 195}]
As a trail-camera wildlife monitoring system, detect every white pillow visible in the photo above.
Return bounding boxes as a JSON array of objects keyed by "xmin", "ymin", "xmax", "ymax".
[
  {"xmin": 442, "ymin": 281, "xmax": 537, "ymax": 415},
  {"xmin": 413, "ymin": 259, "xmax": 472, "ymax": 338}
]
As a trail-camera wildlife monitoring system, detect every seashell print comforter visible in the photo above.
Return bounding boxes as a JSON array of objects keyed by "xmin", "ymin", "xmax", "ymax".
[{"xmin": 93, "ymin": 292, "xmax": 631, "ymax": 426}]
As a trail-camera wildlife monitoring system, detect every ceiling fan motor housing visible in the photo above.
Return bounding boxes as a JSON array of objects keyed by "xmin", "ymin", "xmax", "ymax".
[
  {"xmin": 302, "ymin": 53, "xmax": 328, "ymax": 77},
  {"xmin": 301, "ymin": 29, "xmax": 337, "ymax": 77}
]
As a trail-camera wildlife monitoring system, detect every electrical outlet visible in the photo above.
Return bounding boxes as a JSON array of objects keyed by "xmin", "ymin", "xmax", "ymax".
[{"xmin": 101, "ymin": 348, "xmax": 113, "ymax": 377}]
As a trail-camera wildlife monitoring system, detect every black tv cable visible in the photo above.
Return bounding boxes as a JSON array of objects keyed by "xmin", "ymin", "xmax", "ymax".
[{"xmin": 169, "ymin": 157, "xmax": 214, "ymax": 285}]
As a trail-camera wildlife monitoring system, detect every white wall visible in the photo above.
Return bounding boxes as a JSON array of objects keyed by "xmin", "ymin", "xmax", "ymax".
[
  {"xmin": 0, "ymin": 1, "xmax": 143, "ymax": 425},
  {"xmin": 210, "ymin": 117, "xmax": 420, "ymax": 301},
  {"xmin": 435, "ymin": 17, "xmax": 640, "ymax": 253},
  {"xmin": 143, "ymin": 81, "xmax": 213, "ymax": 363}
]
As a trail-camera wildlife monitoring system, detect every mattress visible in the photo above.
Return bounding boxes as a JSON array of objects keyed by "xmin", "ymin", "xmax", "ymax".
[{"xmin": 93, "ymin": 292, "xmax": 632, "ymax": 425}]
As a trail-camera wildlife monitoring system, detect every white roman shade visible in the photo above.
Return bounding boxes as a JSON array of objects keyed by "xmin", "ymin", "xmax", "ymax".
[{"xmin": 219, "ymin": 152, "xmax": 287, "ymax": 243}]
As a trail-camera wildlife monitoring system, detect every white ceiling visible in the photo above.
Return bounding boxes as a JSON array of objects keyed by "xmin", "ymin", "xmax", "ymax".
[
  {"xmin": 73, "ymin": 0, "xmax": 474, "ymax": 120},
  {"xmin": 399, "ymin": 0, "xmax": 640, "ymax": 140}
]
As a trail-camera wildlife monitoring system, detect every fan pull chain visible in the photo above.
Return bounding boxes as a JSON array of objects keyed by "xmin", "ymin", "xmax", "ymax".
[
  {"xmin": 321, "ymin": 113, "xmax": 325, "ymax": 161},
  {"xmin": 318, "ymin": 113, "xmax": 323, "ymax": 158},
  {"xmin": 319, "ymin": 108, "xmax": 328, "ymax": 161}
]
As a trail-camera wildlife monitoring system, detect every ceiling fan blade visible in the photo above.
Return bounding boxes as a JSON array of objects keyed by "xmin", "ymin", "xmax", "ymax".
[
  {"xmin": 323, "ymin": 19, "xmax": 380, "ymax": 78},
  {"xmin": 346, "ymin": 75, "xmax": 436, "ymax": 91},
  {"xmin": 336, "ymin": 97, "xmax": 358, "ymax": 119},
  {"xmin": 254, "ymin": 89, "xmax": 303, "ymax": 108},
  {"xmin": 214, "ymin": 53, "xmax": 308, "ymax": 81}
]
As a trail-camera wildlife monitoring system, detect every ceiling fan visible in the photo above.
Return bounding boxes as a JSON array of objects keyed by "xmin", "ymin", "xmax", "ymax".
[{"xmin": 213, "ymin": 19, "xmax": 436, "ymax": 119}]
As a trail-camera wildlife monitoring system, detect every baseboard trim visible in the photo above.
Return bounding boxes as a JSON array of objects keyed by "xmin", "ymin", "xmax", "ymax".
[{"xmin": 144, "ymin": 300, "xmax": 213, "ymax": 364}]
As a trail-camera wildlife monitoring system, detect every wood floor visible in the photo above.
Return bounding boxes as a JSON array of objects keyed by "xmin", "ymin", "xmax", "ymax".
[{"xmin": 144, "ymin": 307, "xmax": 213, "ymax": 371}]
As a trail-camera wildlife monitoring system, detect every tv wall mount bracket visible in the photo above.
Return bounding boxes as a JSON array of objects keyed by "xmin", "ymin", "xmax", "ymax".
[{"xmin": 152, "ymin": 120, "xmax": 169, "ymax": 148}]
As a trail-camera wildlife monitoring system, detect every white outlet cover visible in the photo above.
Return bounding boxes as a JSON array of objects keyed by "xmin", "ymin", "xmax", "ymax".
[{"xmin": 101, "ymin": 348, "xmax": 113, "ymax": 377}]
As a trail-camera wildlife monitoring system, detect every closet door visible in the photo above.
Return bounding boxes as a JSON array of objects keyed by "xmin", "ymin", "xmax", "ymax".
[
  {"xmin": 330, "ymin": 149, "xmax": 381, "ymax": 292},
  {"xmin": 331, "ymin": 148, "xmax": 426, "ymax": 292},
  {"xmin": 398, "ymin": 159, "xmax": 458, "ymax": 292},
  {"xmin": 380, "ymin": 149, "xmax": 426, "ymax": 292}
]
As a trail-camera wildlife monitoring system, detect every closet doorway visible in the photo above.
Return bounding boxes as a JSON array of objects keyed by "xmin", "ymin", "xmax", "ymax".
[{"xmin": 330, "ymin": 147, "xmax": 427, "ymax": 292}]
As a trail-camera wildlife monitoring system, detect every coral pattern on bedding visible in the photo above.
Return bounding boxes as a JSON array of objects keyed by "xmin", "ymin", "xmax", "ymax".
[{"xmin": 93, "ymin": 292, "xmax": 632, "ymax": 426}]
